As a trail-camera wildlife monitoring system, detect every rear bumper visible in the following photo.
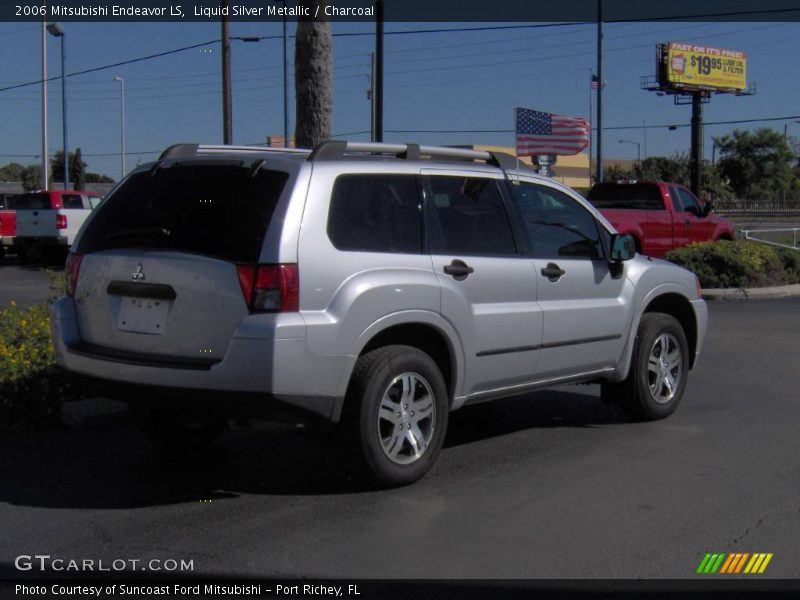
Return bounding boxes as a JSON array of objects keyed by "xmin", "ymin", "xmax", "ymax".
[
  {"xmin": 16, "ymin": 236, "xmax": 68, "ymax": 246},
  {"xmin": 690, "ymin": 298, "xmax": 708, "ymax": 368},
  {"xmin": 50, "ymin": 296, "xmax": 348, "ymax": 423}
]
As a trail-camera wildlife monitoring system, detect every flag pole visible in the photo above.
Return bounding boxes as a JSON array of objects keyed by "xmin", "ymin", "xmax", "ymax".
[
  {"xmin": 589, "ymin": 68, "xmax": 593, "ymax": 184},
  {"xmin": 596, "ymin": 0, "xmax": 604, "ymax": 183},
  {"xmin": 513, "ymin": 106, "xmax": 521, "ymax": 171}
]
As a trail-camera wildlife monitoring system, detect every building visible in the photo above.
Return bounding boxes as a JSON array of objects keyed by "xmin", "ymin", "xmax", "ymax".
[{"xmin": 466, "ymin": 145, "xmax": 592, "ymax": 191}]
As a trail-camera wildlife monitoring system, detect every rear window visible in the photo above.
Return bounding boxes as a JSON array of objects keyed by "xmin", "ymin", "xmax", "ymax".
[
  {"xmin": 587, "ymin": 183, "xmax": 665, "ymax": 210},
  {"xmin": 6, "ymin": 193, "xmax": 52, "ymax": 210},
  {"xmin": 76, "ymin": 164, "xmax": 288, "ymax": 263},
  {"xmin": 62, "ymin": 194, "xmax": 84, "ymax": 209}
]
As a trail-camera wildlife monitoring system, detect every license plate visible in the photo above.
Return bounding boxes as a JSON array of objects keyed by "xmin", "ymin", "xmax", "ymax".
[{"xmin": 117, "ymin": 297, "xmax": 169, "ymax": 334}]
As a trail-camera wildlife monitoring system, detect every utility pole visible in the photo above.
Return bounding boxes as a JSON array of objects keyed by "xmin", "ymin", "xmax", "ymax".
[
  {"xmin": 690, "ymin": 92, "xmax": 703, "ymax": 197},
  {"xmin": 643, "ymin": 118, "xmax": 647, "ymax": 160},
  {"xmin": 114, "ymin": 77, "xmax": 125, "ymax": 180},
  {"xmin": 369, "ymin": 52, "xmax": 375, "ymax": 142},
  {"xmin": 596, "ymin": 0, "xmax": 603, "ymax": 183},
  {"xmin": 282, "ymin": 7, "xmax": 288, "ymax": 147},
  {"xmin": 375, "ymin": 0, "xmax": 384, "ymax": 142},
  {"xmin": 221, "ymin": 0, "xmax": 232, "ymax": 144}
]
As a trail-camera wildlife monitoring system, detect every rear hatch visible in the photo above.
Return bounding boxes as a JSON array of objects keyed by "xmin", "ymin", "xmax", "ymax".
[
  {"xmin": 71, "ymin": 161, "xmax": 289, "ymax": 363},
  {"xmin": 9, "ymin": 193, "xmax": 59, "ymax": 238}
]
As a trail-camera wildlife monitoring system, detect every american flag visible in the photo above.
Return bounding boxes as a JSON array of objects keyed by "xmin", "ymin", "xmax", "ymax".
[
  {"xmin": 515, "ymin": 108, "xmax": 590, "ymax": 156},
  {"xmin": 591, "ymin": 74, "xmax": 607, "ymax": 90}
]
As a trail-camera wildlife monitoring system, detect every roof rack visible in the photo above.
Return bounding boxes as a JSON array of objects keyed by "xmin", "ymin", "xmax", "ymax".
[
  {"xmin": 158, "ymin": 143, "xmax": 310, "ymax": 161},
  {"xmin": 307, "ymin": 141, "xmax": 523, "ymax": 171},
  {"xmin": 157, "ymin": 141, "xmax": 527, "ymax": 172}
]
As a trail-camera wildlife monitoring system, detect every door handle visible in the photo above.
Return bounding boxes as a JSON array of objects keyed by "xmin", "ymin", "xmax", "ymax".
[
  {"xmin": 443, "ymin": 259, "xmax": 474, "ymax": 281},
  {"xmin": 683, "ymin": 219, "xmax": 692, "ymax": 226},
  {"xmin": 541, "ymin": 263, "xmax": 566, "ymax": 282}
]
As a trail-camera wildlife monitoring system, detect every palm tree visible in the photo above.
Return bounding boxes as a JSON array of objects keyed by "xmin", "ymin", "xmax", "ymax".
[{"xmin": 294, "ymin": 2, "xmax": 333, "ymax": 148}]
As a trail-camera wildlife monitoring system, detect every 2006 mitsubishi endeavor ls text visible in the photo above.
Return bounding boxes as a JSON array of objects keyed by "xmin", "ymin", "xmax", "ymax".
[{"xmin": 51, "ymin": 141, "xmax": 708, "ymax": 487}]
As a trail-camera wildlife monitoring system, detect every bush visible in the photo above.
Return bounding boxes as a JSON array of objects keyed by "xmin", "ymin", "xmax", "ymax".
[
  {"xmin": 0, "ymin": 271, "xmax": 81, "ymax": 432},
  {"xmin": 666, "ymin": 240, "xmax": 800, "ymax": 289}
]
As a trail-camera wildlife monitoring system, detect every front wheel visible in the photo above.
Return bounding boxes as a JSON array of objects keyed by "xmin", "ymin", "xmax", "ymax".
[
  {"xmin": 604, "ymin": 313, "xmax": 690, "ymax": 421},
  {"xmin": 342, "ymin": 345, "xmax": 449, "ymax": 487}
]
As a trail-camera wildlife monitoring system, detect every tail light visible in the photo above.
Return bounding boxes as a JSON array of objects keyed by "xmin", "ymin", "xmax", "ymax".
[
  {"xmin": 236, "ymin": 263, "xmax": 299, "ymax": 312},
  {"xmin": 56, "ymin": 214, "xmax": 68, "ymax": 229},
  {"xmin": 65, "ymin": 253, "xmax": 83, "ymax": 296}
]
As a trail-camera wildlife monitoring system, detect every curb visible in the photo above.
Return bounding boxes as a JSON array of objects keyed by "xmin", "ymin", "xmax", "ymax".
[{"xmin": 702, "ymin": 283, "xmax": 800, "ymax": 300}]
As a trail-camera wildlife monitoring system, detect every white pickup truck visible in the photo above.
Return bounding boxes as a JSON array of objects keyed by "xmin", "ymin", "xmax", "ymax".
[{"xmin": 5, "ymin": 190, "xmax": 102, "ymax": 262}]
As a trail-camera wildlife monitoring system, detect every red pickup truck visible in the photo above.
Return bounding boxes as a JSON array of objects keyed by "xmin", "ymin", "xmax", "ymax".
[{"xmin": 587, "ymin": 181, "xmax": 735, "ymax": 258}]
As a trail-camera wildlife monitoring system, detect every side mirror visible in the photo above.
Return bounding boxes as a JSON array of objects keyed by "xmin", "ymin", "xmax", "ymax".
[
  {"xmin": 703, "ymin": 200, "xmax": 715, "ymax": 215},
  {"xmin": 610, "ymin": 234, "xmax": 636, "ymax": 262}
]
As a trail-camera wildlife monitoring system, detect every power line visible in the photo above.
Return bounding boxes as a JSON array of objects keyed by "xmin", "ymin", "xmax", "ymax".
[
  {"xmin": 386, "ymin": 115, "xmax": 800, "ymax": 134},
  {"xmin": 2, "ymin": 11, "xmax": 795, "ymax": 94},
  {"xmin": 0, "ymin": 38, "xmax": 221, "ymax": 93},
  {"xmin": 4, "ymin": 115, "xmax": 796, "ymax": 161}
]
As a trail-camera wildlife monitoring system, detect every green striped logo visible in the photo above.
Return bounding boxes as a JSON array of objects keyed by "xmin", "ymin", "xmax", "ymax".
[{"xmin": 696, "ymin": 552, "xmax": 773, "ymax": 574}]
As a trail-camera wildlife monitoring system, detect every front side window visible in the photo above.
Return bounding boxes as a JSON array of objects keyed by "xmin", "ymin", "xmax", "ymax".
[
  {"xmin": 426, "ymin": 176, "xmax": 516, "ymax": 256},
  {"xmin": 676, "ymin": 187, "xmax": 701, "ymax": 214},
  {"xmin": 327, "ymin": 174, "xmax": 422, "ymax": 254},
  {"xmin": 511, "ymin": 183, "xmax": 603, "ymax": 259}
]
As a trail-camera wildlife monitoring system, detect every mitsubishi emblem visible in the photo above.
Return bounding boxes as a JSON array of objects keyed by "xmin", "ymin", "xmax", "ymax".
[{"xmin": 132, "ymin": 263, "xmax": 146, "ymax": 281}]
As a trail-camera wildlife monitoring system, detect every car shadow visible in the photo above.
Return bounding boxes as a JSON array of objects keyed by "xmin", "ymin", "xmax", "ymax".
[{"xmin": 0, "ymin": 388, "xmax": 628, "ymax": 509}]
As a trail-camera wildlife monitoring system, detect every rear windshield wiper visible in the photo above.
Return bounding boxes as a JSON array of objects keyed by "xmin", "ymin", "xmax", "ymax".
[{"xmin": 106, "ymin": 226, "xmax": 171, "ymax": 240}]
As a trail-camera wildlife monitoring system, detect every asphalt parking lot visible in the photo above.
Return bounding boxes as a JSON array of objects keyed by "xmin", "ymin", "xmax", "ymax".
[{"xmin": 1, "ymin": 263, "xmax": 799, "ymax": 580}]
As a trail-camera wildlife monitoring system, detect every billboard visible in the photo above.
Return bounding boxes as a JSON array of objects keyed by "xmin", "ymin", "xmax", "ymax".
[{"xmin": 662, "ymin": 42, "xmax": 747, "ymax": 91}]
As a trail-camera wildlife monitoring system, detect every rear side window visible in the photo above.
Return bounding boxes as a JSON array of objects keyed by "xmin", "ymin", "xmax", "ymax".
[
  {"xmin": 76, "ymin": 164, "xmax": 288, "ymax": 263},
  {"xmin": 587, "ymin": 183, "xmax": 664, "ymax": 210},
  {"xmin": 426, "ymin": 176, "xmax": 516, "ymax": 256},
  {"xmin": 62, "ymin": 194, "xmax": 84, "ymax": 209},
  {"xmin": 327, "ymin": 174, "xmax": 422, "ymax": 254},
  {"xmin": 7, "ymin": 193, "xmax": 52, "ymax": 210}
]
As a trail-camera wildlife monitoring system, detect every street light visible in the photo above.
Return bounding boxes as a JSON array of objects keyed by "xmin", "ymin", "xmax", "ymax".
[
  {"xmin": 47, "ymin": 22, "xmax": 68, "ymax": 190},
  {"xmin": 40, "ymin": 21, "xmax": 48, "ymax": 191},
  {"xmin": 113, "ymin": 77, "xmax": 125, "ymax": 180},
  {"xmin": 619, "ymin": 139, "xmax": 641, "ymax": 169}
]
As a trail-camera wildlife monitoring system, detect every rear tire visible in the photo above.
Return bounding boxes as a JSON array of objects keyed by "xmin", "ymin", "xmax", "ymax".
[
  {"xmin": 603, "ymin": 313, "xmax": 689, "ymax": 421},
  {"xmin": 341, "ymin": 345, "xmax": 449, "ymax": 488},
  {"xmin": 138, "ymin": 406, "xmax": 226, "ymax": 449}
]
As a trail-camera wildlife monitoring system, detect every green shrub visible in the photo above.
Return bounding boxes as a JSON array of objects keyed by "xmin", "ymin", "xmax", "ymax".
[
  {"xmin": 666, "ymin": 240, "xmax": 800, "ymax": 289},
  {"xmin": 1, "ymin": 271, "xmax": 81, "ymax": 431}
]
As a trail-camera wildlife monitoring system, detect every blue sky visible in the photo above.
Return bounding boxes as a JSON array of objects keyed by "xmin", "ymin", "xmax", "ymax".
[{"xmin": 1, "ymin": 18, "xmax": 799, "ymax": 179}]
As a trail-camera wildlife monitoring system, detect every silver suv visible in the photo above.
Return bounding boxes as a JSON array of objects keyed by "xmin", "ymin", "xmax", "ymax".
[{"xmin": 51, "ymin": 142, "xmax": 708, "ymax": 486}]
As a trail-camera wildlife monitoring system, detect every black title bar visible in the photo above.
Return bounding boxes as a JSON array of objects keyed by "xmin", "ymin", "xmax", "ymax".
[{"xmin": 3, "ymin": 0, "xmax": 800, "ymax": 23}]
